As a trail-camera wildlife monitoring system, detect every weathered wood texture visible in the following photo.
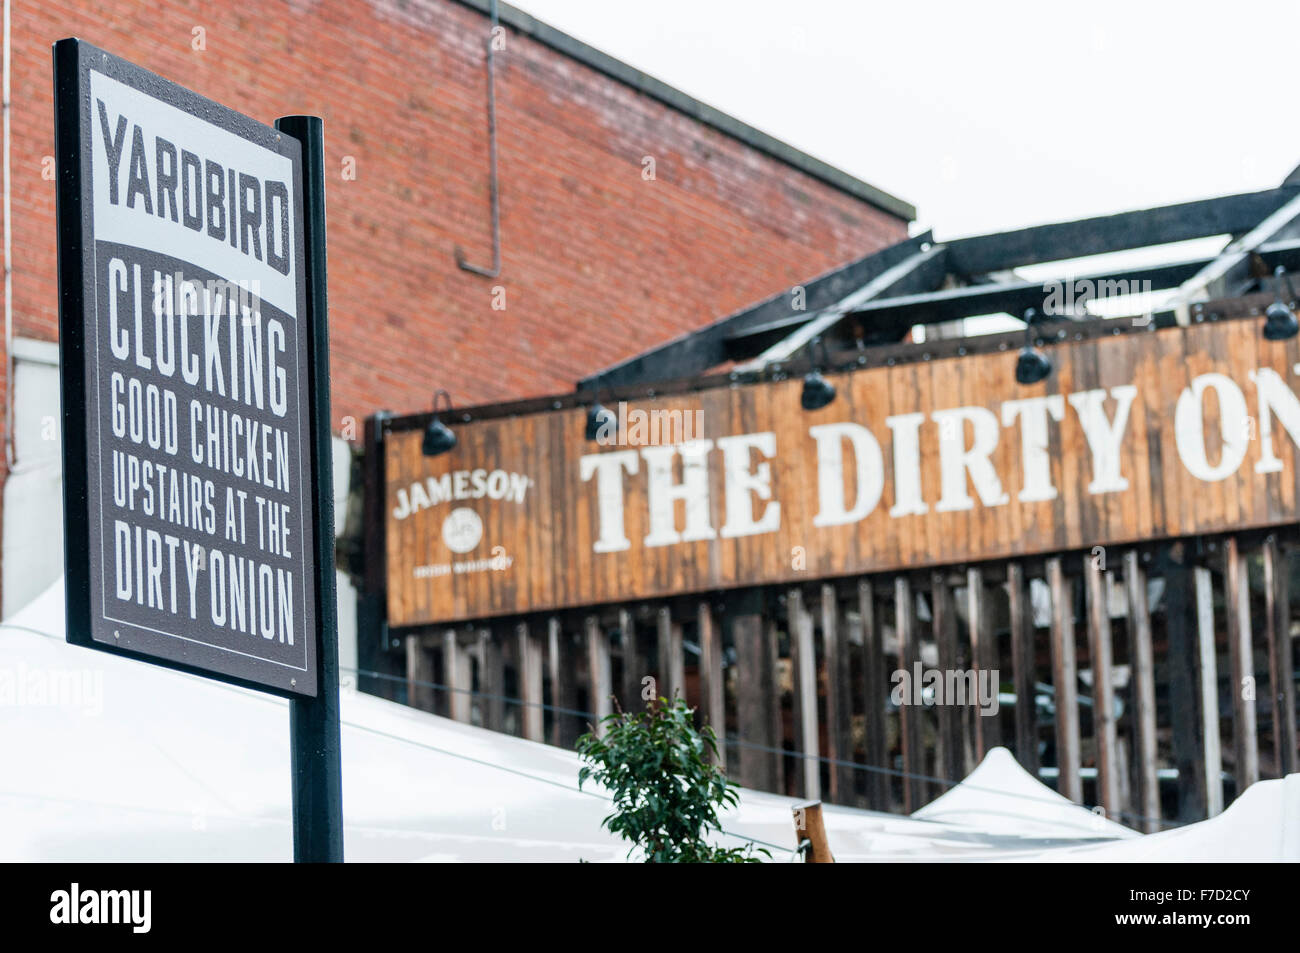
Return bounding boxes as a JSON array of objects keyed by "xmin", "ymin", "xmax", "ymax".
[
  {"xmin": 1007, "ymin": 562, "xmax": 1039, "ymax": 776},
  {"xmin": 698, "ymin": 602, "xmax": 726, "ymax": 767},
  {"xmin": 1122, "ymin": 551, "xmax": 1161, "ymax": 832},
  {"xmin": 385, "ymin": 319, "xmax": 1300, "ymax": 626},
  {"xmin": 858, "ymin": 579, "xmax": 891, "ymax": 809},
  {"xmin": 1047, "ymin": 557, "xmax": 1082, "ymax": 804},
  {"xmin": 789, "ymin": 589, "xmax": 821, "ymax": 801},
  {"xmin": 895, "ymin": 577, "xmax": 924, "ymax": 811},
  {"xmin": 821, "ymin": 584, "xmax": 853, "ymax": 802},
  {"xmin": 1224, "ymin": 537, "xmax": 1260, "ymax": 791},
  {"xmin": 1084, "ymin": 556, "xmax": 1120, "ymax": 816},
  {"xmin": 1262, "ymin": 538, "xmax": 1298, "ymax": 776}
]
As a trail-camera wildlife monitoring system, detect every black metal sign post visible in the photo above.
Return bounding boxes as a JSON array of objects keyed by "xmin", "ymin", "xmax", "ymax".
[
  {"xmin": 53, "ymin": 39, "xmax": 342, "ymax": 861},
  {"xmin": 277, "ymin": 115, "xmax": 344, "ymax": 863}
]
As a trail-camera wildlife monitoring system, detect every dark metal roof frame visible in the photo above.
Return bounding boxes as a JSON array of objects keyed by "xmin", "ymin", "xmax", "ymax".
[{"xmin": 581, "ymin": 184, "xmax": 1300, "ymax": 390}]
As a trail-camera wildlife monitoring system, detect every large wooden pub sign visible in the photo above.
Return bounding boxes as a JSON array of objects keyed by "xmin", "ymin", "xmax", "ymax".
[{"xmin": 385, "ymin": 318, "xmax": 1300, "ymax": 627}]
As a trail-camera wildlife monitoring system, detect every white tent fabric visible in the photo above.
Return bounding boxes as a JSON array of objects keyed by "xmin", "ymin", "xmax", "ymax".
[
  {"xmin": 1034, "ymin": 774, "xmax": 1300, "ymax": 862},
  {"xmin": 1, "ymin": 578, "xmax": 1290, "ymax": 861},
  {"xmin": 914, "ymin": 747, "xmax": 1136, "ymax": 839}
]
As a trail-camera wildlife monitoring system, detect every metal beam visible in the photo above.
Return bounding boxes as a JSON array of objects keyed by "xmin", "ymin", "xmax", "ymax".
[
  {"xmin": 734, "ymin": 240, "xmax": 1300, "ymax": 344},
  {"xmin": 1171, "ymin": 190, "xmax": 1300, "ymax": 324},
  {"xmin": 578, "ymin": 233, "xmax": 936, "ymax": 388},
  {"xmin": 736, "ymin": 242, "xmax": 947, "ymax": 369},
  {"xmin": 945, "ymin": 187, "xmax": 1299, "ymax": 276}
]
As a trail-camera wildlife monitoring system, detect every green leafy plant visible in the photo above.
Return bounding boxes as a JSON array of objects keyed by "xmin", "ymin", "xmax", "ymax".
[{"xmin": 577, "ymin": 696, "xmax": 767, "ymax": 863}]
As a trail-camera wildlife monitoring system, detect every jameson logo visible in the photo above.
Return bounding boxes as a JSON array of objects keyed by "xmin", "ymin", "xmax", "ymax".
[
  {"xmin": 50, "ymin": 883, "xmax": 151, "ymax": 934},
  {"xmin": 391, "ymin": 468, "xmax": 533, "ymax": 521}
]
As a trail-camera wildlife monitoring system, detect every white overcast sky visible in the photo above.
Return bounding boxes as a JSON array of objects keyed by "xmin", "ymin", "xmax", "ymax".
[{"xmin": 515, "ymin": 0, "xmax": 1300, "ymax": 243}]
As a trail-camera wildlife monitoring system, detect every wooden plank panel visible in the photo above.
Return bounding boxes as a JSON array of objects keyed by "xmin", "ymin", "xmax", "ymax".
[
  {"xmin": 967, "ymin": 566, "xmax": 1002, "ymax": 758},
  {"xmin": 858, "ymin": 579, "xmax": 890, "ymax": 809},
  {"xmin": 1224, "ymin": 537, "xmax": 1260, "ymax": 792},
  {"xmin": 1084, "ymin": 555, "xmax": 1121, "ymax": 816},
  {"xmin": 1007, "ymin": 562, "xmax": 1039, "ymax": 775},
  {"xmin": 405, "ymin": 633, "xmax": 436, "ymax": 713},
  {"xmin": 931, "ymin": 571, "xmax": 962, "ymax": 782},
  {"xmin": 732, "ymin": 608, "xmax": 777, "ymax": 790},
  {"xmin": 1193, "ymin": 566, "xmax": 1224, "ymax": 817},
  {"xmin": 656, "ymin": 607, "xmax": 685, "ymax": 703},
  {"xmin": 384, "ymin": 319, "xmax": 1300, "ymax": 627},
  {"xmin": 478, "ymin": 628, "xmax": 505, "ymax": 732},
  {"xmin": 1123, "ymin": 551, "xmax": 1160, "ymax": 833},
  {"xmin": 618, "ymin": 608, "xmax": 641, "ymax": 713},
  {"xmin": 585, "ymin": 615, "xmax": 613, "ymax": 733},
  {"xmin": 789, "ymin": 588, "xmax": 820, "ymax": 801},
  {"xmin": 764, "ymin": 617, "xmax": 787, "ymax": 794},
  {"xmin": 1263, "ymin": 537, "xmax": 1298, "ymax": 776},
  {"xmin": 698, "ymin": 601, "xmax": 726, "ymax": 766},
  {"xmin": 820, "ymin": 584, "xmax": 853, "ymax": 801},
  {"xmin": 517, "ymin": 621, "xmax": 544, "ymax": 743},
  {"xmin": 895, "ymin": 576, "xmax": 924, "ymax": 811},
  {"xmin": 1046, "ymin": 557, "xmax": 1082, "ymax": 803},
  {"xmin": 546, "ymin": 617, "xmax": 563, "ymax": 747},
  {"xmin": 443, "ymin": 629, "xmax": 471, "ymax": 724}
]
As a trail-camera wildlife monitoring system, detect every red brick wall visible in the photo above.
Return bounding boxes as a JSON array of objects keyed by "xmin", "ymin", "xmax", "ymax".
[{"xmin": 5, "ymin": 0, "xmax": 906, "ymax": 438}]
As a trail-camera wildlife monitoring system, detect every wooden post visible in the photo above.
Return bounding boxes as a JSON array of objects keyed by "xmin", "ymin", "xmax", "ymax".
[
  {"xmin": 1225, "ymin": 537, "xmax": 1260, "ymax": 792},
  {"xmin": 789, "ymin": 588, "xmax": 821, "ymax": 801},
  {"xmin": 1007, "ymin": 562, "xmax": 1039, "ymax": 776},
  {"xmin": 1123, "ymin": 551, "xmax": 1161, "ymax": 832},
  {"xmin": 1193, "ymin": 566, "xmax": 1224, "ymax": 817},
  {"xmin": 765, "ymin": 617, "xmax": 787, "ymax": 794},
  {"xmin": 820, "ymin": 584, "xmax": 852, "ymax": 801},
  {"xmin": 698, "ymin": 601, "xmax": 726, "ymax": 765},
  {"xmin": 967, "ymin": 566, "xmax": 1002, "ymax": 757},
  {"xmin": 858, "ymin": 579, "xmax": 890, "ymax": 809},
  {"xmin": 586, "ymin": 615, "xmax": 613, "ymax": 734},
  {"xmin": 792, "ymin": 801, "xmax": 834, "ymax": 863},
  {"xmin": 656, "ymin": 607, "xmax": 685, "ymax": 702},
  {"xmin": 1046, "ymin": 557, "xmax": 1082, "ymax": 803},
  {"xmin": 443, "ymin": 629, "xmax": 472, "ymax": 723},
  {"xmin": 546, "ymin": 617, "xmax": 563, "ymax": 746},
  {"xmin": 733, "ymin": 606, "xmax": 775, "ymax": 789},
  {"xmin": 517, "ymin": 621, "xmax": 545, "ymax": 743},
  {"xmin": 1263, "ymin": 538, "xmax": 1297, "ymax": 776},
  {"xmin": 618, "ymin": 608, "xmax": 641, "ymax": 713},
  {"xmin": 932, "ymin": 571, "xmax": 962, "ymax": 782},
  {"xmin": 478, "ymin": 628, "xmax": 505, "ymax": 732},
  {"xmin": 1083, "ymin": 555, "xmax": 1120, "ymax": 817},
  {"xmin": 895, "ymin": 576, "xmax": 923, "ymax": 811},
  {"xmin": 405, "ymin": 634, "xmax": 436, "ymax": 713}
]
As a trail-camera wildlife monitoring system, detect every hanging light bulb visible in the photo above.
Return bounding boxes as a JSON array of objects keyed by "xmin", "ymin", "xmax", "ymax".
[
  {"xmin": 1016, "ymin": 308, "xmax": 1052, "ymax": 384},
  {"xmin": 800, "ymin": 335, "xmax": 837, "ymax": 410},
  {"xmin": 584, "ymin": 373, "xmax": 617, "ymax": 442},
  {"xmin": 421, "ymin": 389, "xmax": 457, "ymax": 457},
  {"xmin": 585, "ymin": 401, "xmax": 616, "ymax": 441},
  {"xmin": 1263, "ymin": 266, "xmax": 1299, "ymax": 341}
]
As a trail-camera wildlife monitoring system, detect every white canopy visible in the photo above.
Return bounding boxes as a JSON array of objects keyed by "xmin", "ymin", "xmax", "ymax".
[
  {"xmin": 1, "ymin": 579, "xmax": 1289, "ymax": 861},
  {"xmin": 914, "ymin": 746, "xmax": 1136, "ymax": 839}
]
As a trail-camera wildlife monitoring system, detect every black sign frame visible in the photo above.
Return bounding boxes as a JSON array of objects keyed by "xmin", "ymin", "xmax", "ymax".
[{"xmin": 53, "ymin": 38, "xmax": 321, "ymax": 699}]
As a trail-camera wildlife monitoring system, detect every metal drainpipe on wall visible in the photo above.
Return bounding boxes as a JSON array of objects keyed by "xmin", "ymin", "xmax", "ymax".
[
  {"xmin": 3, "ymin": 0, "xmax": 14, "ymax": 472},
  {"xmin": 455, "ymin": 0, "xmax": 502, "ymax": 279}
]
